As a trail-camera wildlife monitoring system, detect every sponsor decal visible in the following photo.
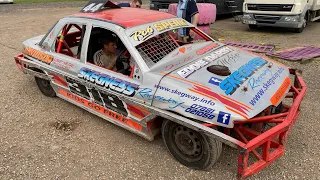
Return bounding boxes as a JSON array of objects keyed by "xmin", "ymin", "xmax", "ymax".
[
  {"xmin": 185, "ymin": 104, "xmax": 215, "ymax": 120},
  {"xmin": 165, "ymin": 55, "xmax": 193, "ymax": 71},
  {"xmin": 52, "ymin": 59, "xmax": 75, "ymax": 70},
  {"xmin": 196, "ymin": 43, "xmax": 218, "ymax": 55},
  {"xmin": 176, "ymin": 47, "xmax": 233, "ymax": 78},
  {"xmin": 137, "ymin": 88, "xmax": 185, "ymax": 109},
  {"xmin": 58, "ymin": 88, "xmax": 142, "ymax": 131},
  {"xmin": 249, "ymin": 67, "xmax": 288, "ymax": 106},
  {"xmin": 208, "ymin": 77, "xmax": 222, "ymax": 86},
  {"xmin": 177, "ymin": 60, "xmax": 209, "ymax": 78},
  {"xmin": 78, "ymin": 68, "xmax": 139, "ymax": 96},
  {"xmin": 190, "ymin": 85, "xmax": 250, "ymax": 119},
  {"xmin": 201, "ymin": 47, "xmax": 233, "ymax": 62},
  {"xmin": 130, "ymin": 26, "xmax": 154, "ymax": 41},
  {"xmin": 172, "ymin": 46, "xmax": 192, "ymax": 58},
  {"xmin": 220, "ymin": 57, "xmax": 267, "ymax": 95},
  {"xmin": 248, "ymin": 65, "xmax": 274, "ymax": 91},
  {"xmin": 65, "ymin": 77, "xmax": 148, "ymax": 120},
  {"xmin": 217, "ymin": 111, "xmax": 231, "ymax": 125},
  {"xmin": 154, "ymin": 84, "xmax": 215, "ymax": 106},
  {"xmin": 154, "ymin": 19, "xmax": 188, "ymax": 32},
  {"xmin": 22, "ymin": 46, "xmax": 53, "ymax": 64},
  {"xmin": 270, "ymin": 77, "xmax": 291, "ymax": 106},
  {"xmin": 216, "ymin": 52, "xmax": 240, "ymax": 66}
]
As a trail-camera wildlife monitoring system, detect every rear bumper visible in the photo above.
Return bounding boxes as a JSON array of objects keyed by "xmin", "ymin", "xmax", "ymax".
[{"xmin": 242, "ymin": 13, "xmax": 304, "ymax": 28}]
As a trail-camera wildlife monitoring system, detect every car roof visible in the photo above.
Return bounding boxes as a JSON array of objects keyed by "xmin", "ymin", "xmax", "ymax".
[{"xmin": 71, "ymin": 8, "xmax": 176, "ymax": 28}]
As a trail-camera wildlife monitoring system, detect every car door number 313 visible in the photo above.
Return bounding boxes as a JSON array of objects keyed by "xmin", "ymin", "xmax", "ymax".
[{"xmin": 66, "ymin": 77, "xmax": 128, "ymax": 116}]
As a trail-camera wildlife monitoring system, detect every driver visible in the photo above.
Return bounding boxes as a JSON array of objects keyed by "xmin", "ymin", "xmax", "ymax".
[{"xmin": 93, "ymin": 34, "xmax": 118, "ymax": 71}]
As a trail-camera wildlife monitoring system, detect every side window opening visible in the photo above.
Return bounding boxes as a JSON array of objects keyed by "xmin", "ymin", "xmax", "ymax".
[
  {"xmin": 55, "ymin": 23, "xmax": 86, "ymax": 59},
  {"xmin": 87, "ymin": 26, "xmax": 139, "ymax": 80}
]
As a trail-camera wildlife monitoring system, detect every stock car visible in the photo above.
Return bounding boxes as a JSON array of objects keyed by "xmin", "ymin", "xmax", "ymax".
[{"xmin": 14, "ymin": 0, "xmax": 307, "ymax": 179}]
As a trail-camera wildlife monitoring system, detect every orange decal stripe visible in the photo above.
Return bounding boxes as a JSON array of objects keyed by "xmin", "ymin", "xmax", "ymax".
[
  {"xmin": 226, "ymin": 106, "xmax": 249, "ymax": 120},
  {"xmin": 132, "ymin": 105, "xmax": 150, "ymax": 115},
  {"xmin": 270, "ymin": 77, "xmax": 291, "ymax": 105},
  {"xmin": 221, "ymin": 94, "xmax": 253, "ymax": 110},
  {"xmin": 190, "ymin": 88, "xmax": 249, "ymax": 120},
  {"xmin": 129, "ymin": 111, "xmax": 144, "ymax": 119},
  {"xmin": 161, "ymin": 72, "xmax": 210, "ymax": 90},
  {"xmin": 58, "ymin": 88, "xmax": 143, "ymax": 131},
  {"xmin": 189, "ymin": 88, "xmax": 217, "ymax": 101}
]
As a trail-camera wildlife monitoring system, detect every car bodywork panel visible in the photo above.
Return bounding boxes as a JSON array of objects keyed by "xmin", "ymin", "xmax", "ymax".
[{"xmin": 19, "ymin": 9, "xmax": 291, "ymax": 137}]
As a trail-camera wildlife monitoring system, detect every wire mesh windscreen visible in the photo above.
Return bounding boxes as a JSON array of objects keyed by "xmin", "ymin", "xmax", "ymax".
[{"xmin": 136, "ymin": 33, "xmax": 179, "ymax": 67}]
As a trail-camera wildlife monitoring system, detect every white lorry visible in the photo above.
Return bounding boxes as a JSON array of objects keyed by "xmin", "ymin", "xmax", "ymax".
[{"xmin": 242, "ymin": 0, "xmax": 320, "ymax": 32}]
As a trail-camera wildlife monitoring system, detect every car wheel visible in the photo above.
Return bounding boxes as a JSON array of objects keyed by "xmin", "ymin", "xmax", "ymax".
[
  {"xmin": 35, "ymin": 76, "xmax": 56, "ymax": 97},
  {"xmin": 161, "ymin": 120, "xmax": 222, "ymax": 170},
  {"xmin": 294, "ymin": 17, "xmax": 307, "ymax": 33},
  {"xmin": 249, "ymin": 24, "xmax": 258, "ymax": 29}
]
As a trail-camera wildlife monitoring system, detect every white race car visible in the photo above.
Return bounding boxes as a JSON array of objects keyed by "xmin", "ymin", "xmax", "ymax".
[{"xmin": 14, "ymin": 0, "xmax": 307, "ymax": 179}]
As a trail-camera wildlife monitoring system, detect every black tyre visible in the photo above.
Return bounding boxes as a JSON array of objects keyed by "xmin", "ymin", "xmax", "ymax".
[
  {"xmin": 249, "ymin": 24, "xmax": 258, "ymax": 29},
  {"xmin": 294, "ymin": 14, "xmax": 307, "ymax": 33},
  {"xmin": 161, "ymin": 120, "xmax": 222, "ymax": 170},
  {"xmin": 35, "ymin": 76, "xmax": 56, "ymax": 97}
]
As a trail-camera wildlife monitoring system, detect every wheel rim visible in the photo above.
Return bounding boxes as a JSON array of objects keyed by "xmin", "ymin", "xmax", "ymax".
[
  {"xmin": 172, "ymin": 125, "xmax": 203, "ymax": 162},
  {"xmin": 39, "ymin": 79, "xmax": 51, "ymax": 91}
]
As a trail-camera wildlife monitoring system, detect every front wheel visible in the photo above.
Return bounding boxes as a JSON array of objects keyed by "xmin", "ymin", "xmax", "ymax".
[
  {"xmin": 35, "ymin": 76, "xmax": 56, "ymax": 97},
  {"xmin": 294, "ymin": 14, "xmax": 307, "ymax": 33},
  {"xmin": 161, "ymin": 120, "xmax": 222, "ymax": 170}
]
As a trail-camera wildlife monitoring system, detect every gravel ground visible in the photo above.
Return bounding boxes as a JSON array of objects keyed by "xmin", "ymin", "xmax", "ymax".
[{"xmin": 0, "ymin": 2, "xmax": 320, "ymax": 180}]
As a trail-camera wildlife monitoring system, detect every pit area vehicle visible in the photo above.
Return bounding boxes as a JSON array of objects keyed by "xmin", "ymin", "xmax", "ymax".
[
  {"xmin": 0, "ymin": 0, "xmax": 13, "ymax": 4},
  {"xmin": 242, "ymin": 0, "xmax": 320, "ymax": 32},
  {"xmin": 14, "ymin": 0, "xmax": 306, "ymax": 179}
]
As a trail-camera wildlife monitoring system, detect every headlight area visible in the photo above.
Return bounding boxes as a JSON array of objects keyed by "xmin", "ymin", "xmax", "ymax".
[
  {"xmin": 284, "ymin": 15, "xmax": 300, "ymax": 22},
  {"xmin": 242, "ymin": 14, "xmax": 252, "ymax": 19}
]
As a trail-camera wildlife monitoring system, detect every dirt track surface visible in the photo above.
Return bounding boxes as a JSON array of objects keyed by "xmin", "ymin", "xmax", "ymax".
[{"xmin": 0, "ymin": 2, "xmax": 320, "ymax": 180}]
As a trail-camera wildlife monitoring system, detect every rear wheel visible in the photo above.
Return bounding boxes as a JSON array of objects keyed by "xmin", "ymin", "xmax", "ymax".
[
  {"xmin": 35, "ymin": 77, "xmax": 56, "ymax": 97},
  {"xmin": 161, "ymin": 120, "xmax": 222, "ymax": 170}
]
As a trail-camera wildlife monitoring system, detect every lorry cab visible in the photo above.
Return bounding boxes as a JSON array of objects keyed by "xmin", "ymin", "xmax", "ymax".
[{"xmin": 242, "ymin": 0, "xmax": 320, "ymax": 32}]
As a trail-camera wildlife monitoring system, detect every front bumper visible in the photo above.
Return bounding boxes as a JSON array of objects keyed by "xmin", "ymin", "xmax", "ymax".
[
  {"xmin": 242, "ymin": 13, "xmax": 304, "ymax": 28},
  {"xmin": 235, "ymin": 69, "xmax": 306, "ymax": 178},
  {"xmin": 203, "ymin": 68, "xmax": 306, "ymax": 178}
]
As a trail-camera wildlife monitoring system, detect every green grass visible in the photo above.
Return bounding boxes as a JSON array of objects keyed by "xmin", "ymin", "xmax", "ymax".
[{"xmin": 14, "ymin": 0, "xmax": 86, "ymax": 3}]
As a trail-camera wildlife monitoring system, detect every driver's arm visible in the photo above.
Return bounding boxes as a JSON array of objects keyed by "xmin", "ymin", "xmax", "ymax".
[{"xmin": 106, "ymin": 55, "xmax": 117, "ymax": 70}]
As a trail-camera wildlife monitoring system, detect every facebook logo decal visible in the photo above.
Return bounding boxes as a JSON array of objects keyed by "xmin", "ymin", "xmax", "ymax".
[
  {"xmin": 209, "ymin": 77, "xmax": 223, "ymax": 86},
  {"xmin": 217, "ymin": 111, "xmax": 231, "ymax": 125}
]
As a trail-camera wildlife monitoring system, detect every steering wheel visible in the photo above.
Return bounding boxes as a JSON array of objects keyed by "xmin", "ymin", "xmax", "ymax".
[{"xmin": 115, "ymin": 49, "xmax": 131, "ymax": 76}]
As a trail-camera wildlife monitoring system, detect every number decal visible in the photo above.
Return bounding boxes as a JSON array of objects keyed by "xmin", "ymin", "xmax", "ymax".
[
  {"xmin": 100, "ymin": 92, "xmax": 128, "ymax": 117},
  {"xmin": 81, "ymin": 3, "xmax": 104, "ymax": 12},
  {"xmin": 185, "ymin": 104, "xmax": 216, "ymax": 120},
  {"xmin": 66, "ymin": 77, "xmax": 90, "ymax": 100},
  {"xmin": 90, "ymin": 88, "xmax": 104, "ymax": 106},
  {"xmin": 66, "ymin": 77, "xmax": 128, "ymax": 117}
]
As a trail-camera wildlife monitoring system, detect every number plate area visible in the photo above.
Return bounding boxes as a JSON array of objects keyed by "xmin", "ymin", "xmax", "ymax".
[
  {"xmin": 159, "ymin": 9, "xmax": 168, "ymax": 12},
  {"xmin": 243, "ymin": 20, "xmax": 257, "ymax": 25}
]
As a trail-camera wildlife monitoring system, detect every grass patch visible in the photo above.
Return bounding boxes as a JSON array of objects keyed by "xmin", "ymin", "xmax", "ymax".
[{"xmin": 14, "ymin": 0, "xmax": 86, "ymax": 3}]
